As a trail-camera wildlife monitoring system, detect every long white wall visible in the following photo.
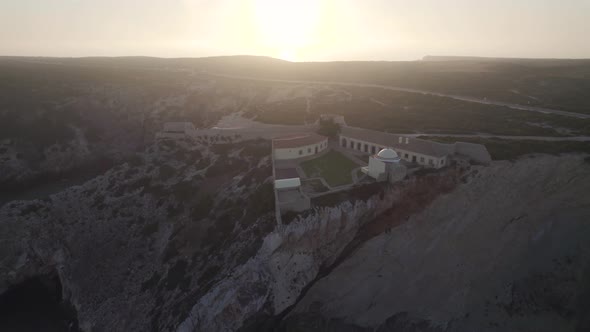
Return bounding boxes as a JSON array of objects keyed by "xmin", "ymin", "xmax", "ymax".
[
  {"xmin": 339, "ymin": 135, "xmax": 447, "ymax": 169},
  {"xmin": 274, "ymin": 139, "xmax": 328, "ymax": 160}
]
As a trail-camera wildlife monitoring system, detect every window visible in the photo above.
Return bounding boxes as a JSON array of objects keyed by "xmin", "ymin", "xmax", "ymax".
[
  {"xmin": 371, "ymin": 146, "xmax": 376, "ymax": 154},
  {"xmin": 420, "ymin": 157, "xmax": 424, "ymax": 163},
  {"xmin": 364, "ymin": 144, "xmax": 368, "ymax": 152},
  {"xmin": 357, "ymin": 142, "xmax": 361, "ymax": 150},
  {"xmin": 308, "ymin": 148, "xmax": 311, "ymax": 153},
  {"xmin": 299, "ymin": 150, "xmax": 302, "ymax": 155},
  {"xmin": 429, "ymin": 159, "xmax": 434, "ymax": 166},
  {"xmin": 350, "ymin": 141, "xmax": 354, "ymax": 149},
  {"xmin": 404, "ymin": 153, "xmax": 409, "ymax": 159},
  {"xmin": 441, "ymin": 159, "xmax": 445, "ymax": 165}
]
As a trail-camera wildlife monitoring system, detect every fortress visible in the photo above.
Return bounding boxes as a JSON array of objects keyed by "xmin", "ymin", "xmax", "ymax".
[{"xmin": 157, "ymin": 119, "xmax": 491, "ymax": 221}]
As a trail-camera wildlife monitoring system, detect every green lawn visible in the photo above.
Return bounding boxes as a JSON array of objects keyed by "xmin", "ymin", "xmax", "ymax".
[{"xmin": 301, "ymin": 150, "xmax": 359, "ymax": 187}]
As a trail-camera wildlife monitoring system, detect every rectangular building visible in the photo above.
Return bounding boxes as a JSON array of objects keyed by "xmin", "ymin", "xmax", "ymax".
[{"xmin": 339, "ymin": 127, "xmax": 490, "ymax": 168}]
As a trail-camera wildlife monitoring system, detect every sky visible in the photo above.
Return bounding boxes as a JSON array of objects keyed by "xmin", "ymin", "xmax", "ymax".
[{"xmin": 1, "ymin": 0, "xmax": 589, "ymax": 61}]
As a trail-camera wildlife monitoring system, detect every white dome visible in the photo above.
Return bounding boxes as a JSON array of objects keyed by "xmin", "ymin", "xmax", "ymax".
[{"xmin": 376, "ymin": 148, "xmax": 400, "ymax": 162}]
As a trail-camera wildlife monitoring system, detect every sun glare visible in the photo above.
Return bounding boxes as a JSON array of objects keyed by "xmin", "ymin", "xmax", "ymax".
[
  {"xmin": 252, "ymin": 0, "xmax": 321, "ymax": 61},
  {"xmin": 279, "ymin": 49, "xmax": 298, "ymax": 62}
]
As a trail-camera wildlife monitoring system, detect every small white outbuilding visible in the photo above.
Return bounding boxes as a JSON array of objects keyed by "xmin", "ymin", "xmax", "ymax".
[
  {"xmin": 274, "ymin": 178, "xmax": 302, "ymax": 190},
  {"xmin": 362, "ymin": 148, "xmax": 406, "ymax": 183}
]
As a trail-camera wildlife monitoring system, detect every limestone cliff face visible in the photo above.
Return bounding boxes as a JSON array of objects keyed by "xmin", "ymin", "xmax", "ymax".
[
  {"xmin": 177, "ymin": 168, "xmax": 463, "ymax": 331},
  {"xmin": 0, "ymin": 129, "xmax": 461, "ymax": 332},
  {"xmin": 176, "ymin": 195, "xmax": 394, "ymax": 331},
  {"xmin": 2, "ymin": 146, "xmax": 587, "ymax": 332},
  {"xmin": 291, "ymin": 155, "xmax": 590, "ymax": 332}
]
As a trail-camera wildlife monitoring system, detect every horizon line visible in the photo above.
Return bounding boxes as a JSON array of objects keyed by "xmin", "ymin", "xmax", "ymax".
[{"xmin": 1, "ymin": 54, "xmax": 590, "ymax": 63}]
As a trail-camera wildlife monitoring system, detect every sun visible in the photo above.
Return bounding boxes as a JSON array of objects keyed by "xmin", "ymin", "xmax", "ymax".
[
  {"xmin": 252, "ymin": 0, "xmax": 321, "ymax": 60},
  {"xmin": 279, "ymin": 49, "xmax": 298, "ymax": 62}
]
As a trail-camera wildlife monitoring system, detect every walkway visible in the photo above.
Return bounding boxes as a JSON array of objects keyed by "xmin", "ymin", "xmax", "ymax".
[
  {"xmin": 209, "ymin": 73, "xmax": 590, "ymax": 119},
  {"xmin": 298, "ymin": 141, "xmax": 370, "ymax": 198}
]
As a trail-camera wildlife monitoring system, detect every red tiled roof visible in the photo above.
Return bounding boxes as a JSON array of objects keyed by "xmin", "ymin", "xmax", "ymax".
[{"xmin": 273, "ymin": 133, "xmax": 327, "ymax": 149}]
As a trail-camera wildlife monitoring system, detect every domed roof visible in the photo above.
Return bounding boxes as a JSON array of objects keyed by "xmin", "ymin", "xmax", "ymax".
[{"xmin": 376, "ymin": 148, "xmax": 400, "ymax": 162}]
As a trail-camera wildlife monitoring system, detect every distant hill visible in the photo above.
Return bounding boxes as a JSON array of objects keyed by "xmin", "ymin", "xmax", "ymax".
[
  {"xmin": 422, "ymin": 55, "xmax": 590, "ymax": 69},
  {"xmin": 2, "ymin": 54, "xmax": 590, "ymax": 114},
  {"xmin": 424, "ymin": 55, "xmax": 590, "ymax": 62}
]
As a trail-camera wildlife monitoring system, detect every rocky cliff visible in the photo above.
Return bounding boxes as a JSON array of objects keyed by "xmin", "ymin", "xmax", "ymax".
[
  {"xmin": 178, "ymin": 165, "xmax": 464, "ymax": 331},
  {"xmin": 0, "ymin": 132, "xmax": 466, "ymax": 332},
  {"xmin": 0, "ymin": 137, "xmax": 277, "ymax": 331},
  {"xmin": 290, "ymin": 154, "xmax": 590, "ymax": 332},
  {"xmin": 1, "ymin": 134, "xmax": 588, "ymax": 332}
]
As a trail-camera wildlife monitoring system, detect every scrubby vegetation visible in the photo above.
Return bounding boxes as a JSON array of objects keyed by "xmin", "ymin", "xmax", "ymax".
[
  {"xmin": 313, "ymin": 87, "xmax": 590, "ymax": 136},
  {"xmin": 76, "ymin": 137, "xmax": 277, "ymax": 331},
  {"xmin": 199, "ymin": 56, "xmax": 590, "ymax": 115},
  {"xmin": 317, "ymin": 117, "xmax": 341, "ymax": 137}
]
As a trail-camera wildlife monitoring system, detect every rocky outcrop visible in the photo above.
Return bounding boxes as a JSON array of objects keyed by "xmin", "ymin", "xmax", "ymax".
[
  {"xmin": 0, "ymin": 129, "xmax": 463, "ymax": 332},
  {"xmin": 178, "ymin": 167, "xmax": 464, "ymax": 331},
  {"xmin": 0, "ymin": 137, "xmax": 277, "ymax": 331},
  {"xmin": 3, "ymin": 133, "xmax": 588, "ymax": 332},
  {"xmin": 291, "ymin": 154, "xmax": 590, "ymax": 332},
  {"xmin": 176, "ymin": 193, "xmax": 394, "ymax": 331}
]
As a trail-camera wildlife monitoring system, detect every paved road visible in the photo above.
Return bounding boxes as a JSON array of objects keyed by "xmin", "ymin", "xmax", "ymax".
[
  {"xmin": 398, "ymin": 133, "xmax": 590, "ymax": 142},
  {"xmin": 209, "ymin": 73, "xmax": 590, "ymax": 119},
  {"xmin": 207, "ymin": 120, "xmax": 590, "ymax": 143}
]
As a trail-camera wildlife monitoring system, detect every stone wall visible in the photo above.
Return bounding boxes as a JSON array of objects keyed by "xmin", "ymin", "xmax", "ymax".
[{"xmin": 454, "ymin": 142, "xmax": 492, "ymax": 164}]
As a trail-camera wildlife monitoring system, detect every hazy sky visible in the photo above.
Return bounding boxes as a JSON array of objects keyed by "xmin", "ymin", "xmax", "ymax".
[{"xmin": 1, "ymin": 0, "xmax": 589, "ymax": 61}]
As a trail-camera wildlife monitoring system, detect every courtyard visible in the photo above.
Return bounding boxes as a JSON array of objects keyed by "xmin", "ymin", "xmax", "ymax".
[{"xmin": 300, "ymin": 150, "xmax": 361, "ymax": 187}]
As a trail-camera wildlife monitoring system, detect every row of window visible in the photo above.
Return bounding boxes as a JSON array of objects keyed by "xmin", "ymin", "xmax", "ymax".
[
  {"xmin": 297, "ymin": 141, "xmax": 327, "ymax": 155},
  {"xmin": 343, "ymin": 139, "xmax": 384, "ymax": 155},
  {"xmin": 397, "ymin": 151, "xmax": 445, "ymax": 166}
]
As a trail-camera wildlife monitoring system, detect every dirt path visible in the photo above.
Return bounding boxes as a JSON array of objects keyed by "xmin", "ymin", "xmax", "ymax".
[
  {"xmin": 209, "ymin": 73, "xmax": 590, "ymax": 119},
  {"xmin": 402, "ymin": 133, "xmax": 590, "ymax": 141}
]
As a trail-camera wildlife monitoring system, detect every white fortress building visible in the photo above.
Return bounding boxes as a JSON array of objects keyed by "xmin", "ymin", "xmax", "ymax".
[
  {"xmin": 272, "ymin": 133, "xmax": 328, "ymax": 160},
  {"xmin": 339, "ymin": 127, "xmax": 491, "ymax": 168},
  {"xmin": 363, "ymin": 148, "xmax": 407, "ymax": 183}
]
